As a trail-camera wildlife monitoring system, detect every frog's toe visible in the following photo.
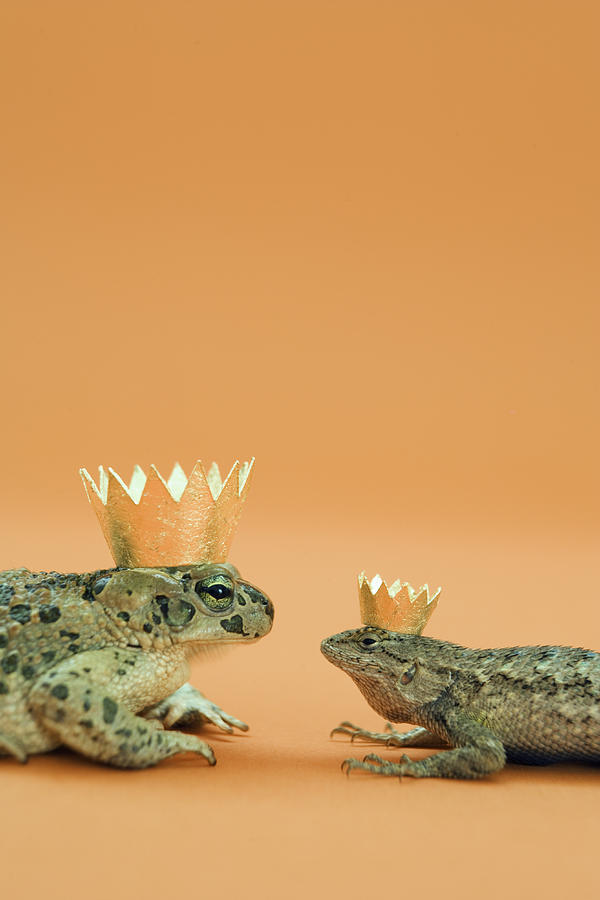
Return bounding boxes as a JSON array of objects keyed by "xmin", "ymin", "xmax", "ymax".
[
  {"xmin": 144, "ymin": 683, "xmax": 248, "ymax": 733},
  {"xmin": 0, "ymin": 732, "xmax": 28, "ymax": 764}
]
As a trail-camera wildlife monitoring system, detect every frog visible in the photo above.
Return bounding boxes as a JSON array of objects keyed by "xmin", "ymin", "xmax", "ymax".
[{"xmin": 0, "ymin": 562, "xmax": 273, "ymax": 768}]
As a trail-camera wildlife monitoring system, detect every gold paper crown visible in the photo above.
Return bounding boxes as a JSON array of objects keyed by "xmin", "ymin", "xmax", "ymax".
[
  {"xmin": 358, "ymin": 572, "xmax": 441, "ymax": 634},
  {"xmin": 80, "ymin": 459, "xmax": 254, "ymax": 567}
]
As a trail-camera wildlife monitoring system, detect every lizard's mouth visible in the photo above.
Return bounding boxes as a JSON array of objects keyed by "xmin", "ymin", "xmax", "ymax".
[
  {"xmin": 320, "ymin": 637, "xmax": 337, "ymax": 659},
  {"xmin": 320, "ymin": 635, "xmax": 378, "ymax": 674},
  {"xmin": 320, "ymin": 636, "xmax": 347, "ymax": 667}
]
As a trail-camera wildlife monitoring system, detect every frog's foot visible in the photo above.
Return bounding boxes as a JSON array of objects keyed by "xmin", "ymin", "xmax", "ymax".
[
  {"xmin": 143, "ymin": 683, "xmax": 249, "ymax": 733},
  {"xmin": 331, "ymin": 720, "xmax": 407, "ymax": 746},
  {"xmin": 28, "ymin": 670, "xmax": 217, "ymax": 769},
  {"xmin": 341, "ymin": 753, "xmax": 417, "ymax": 778},
  {"xmin": 0, "ymin": 732, "xmax": 28, "ymax": 764}
]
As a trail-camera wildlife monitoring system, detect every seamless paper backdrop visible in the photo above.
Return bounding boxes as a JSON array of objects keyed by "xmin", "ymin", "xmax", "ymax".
[{"xmin": 0, "ymin": 2, "xmax": 598, "ymax": 899}]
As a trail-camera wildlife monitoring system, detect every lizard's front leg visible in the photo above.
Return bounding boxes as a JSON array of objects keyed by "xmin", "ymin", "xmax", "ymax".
[
  {"xmin": 28, "ymin": 649, "xmax": 216, "ymax": 769},
  {"xmin": 343, "ymin": 713, "xmax": 506, "ymax": 780},
  {"xmin": 332, "ymin": 721, "xmax": 450, "ymax": 748},
  {"xmin": 143, "ymin": 683, "xmax": 249, "ymax": 733}
]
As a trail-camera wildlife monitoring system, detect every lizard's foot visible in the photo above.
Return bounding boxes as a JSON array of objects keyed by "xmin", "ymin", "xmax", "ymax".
[
  {"xmin": 332, "ymin": 721, "xmax": 450, "ymax": 750},
  {"xmin": 341, "ymin": 752, "xmax": 420, "ymax": 778},
  {"xmin": 331, "ymin": 720, "xmax": 406, "ymax": 746},
  {"xmin": 143, "ymin": 683, "xmax": 249, "ymax": 733}
]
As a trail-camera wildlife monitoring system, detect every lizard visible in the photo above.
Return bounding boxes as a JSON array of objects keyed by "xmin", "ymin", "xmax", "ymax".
[
  {"xmin": 0, "ymin": 562, "xmax": 273, "ymax": 768},
  {"xmin": 321, "ymin": 626, "xmax": 600, "ymax": 779}
]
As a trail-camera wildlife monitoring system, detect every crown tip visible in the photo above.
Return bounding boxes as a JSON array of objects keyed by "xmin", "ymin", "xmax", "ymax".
[
  {"xmin": 358, "ymin": 571, "xmax": 441, "ymax": 635},
  {"xmin": 80, "ymin": 457, "xmax": 255, "ymax": 566}
]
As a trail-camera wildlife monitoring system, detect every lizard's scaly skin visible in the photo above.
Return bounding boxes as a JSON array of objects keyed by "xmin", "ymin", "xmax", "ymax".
[
  {"xmin": 0, "ymin": 563, "xmax": 273, "ymax": 768},
  {"xmin": 322, "ymin": 627, "xmax": 600, "ymax": 779}
]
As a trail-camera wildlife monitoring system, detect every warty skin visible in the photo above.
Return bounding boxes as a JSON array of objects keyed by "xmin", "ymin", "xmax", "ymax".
[
  {"xmin": 0, "ymin": 562, "xmax": 273, "ymax": 768},
  {"xmin": 321, "ymin": 626, "xmax": 600, "ymax": 779}
]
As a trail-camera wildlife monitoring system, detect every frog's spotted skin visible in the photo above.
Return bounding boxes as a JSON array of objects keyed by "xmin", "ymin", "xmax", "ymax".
[{"xmin": 0, "ymin": 563, "xmax": 273, "ymax": 768}]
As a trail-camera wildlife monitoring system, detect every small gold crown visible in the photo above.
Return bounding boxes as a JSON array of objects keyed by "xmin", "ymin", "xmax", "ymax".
[
  {"xmin": 80, "ymin": 459, "xmax": 254, "ymax": 567},
  {"xmin": 358, "ymin": 572, "xmax": 441, "ymax": 634}
]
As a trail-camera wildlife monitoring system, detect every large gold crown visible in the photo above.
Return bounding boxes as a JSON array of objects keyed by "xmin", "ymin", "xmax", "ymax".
[
  {"xmin": 80, "ymin": 459, "xmax": 254, "ymax": 567},
  {"xmin": 358, "ymin": 572, "xmax": 441, "ymax": 634}
]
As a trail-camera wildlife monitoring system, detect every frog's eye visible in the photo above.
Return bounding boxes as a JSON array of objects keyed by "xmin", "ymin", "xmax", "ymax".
[
  {"xmin": 195, "ymin": 576, "xmax": 235, "ymax": 611},
  {"xmin": 206, "ymin": 583, "xmax": 233, "ymax": 602}
]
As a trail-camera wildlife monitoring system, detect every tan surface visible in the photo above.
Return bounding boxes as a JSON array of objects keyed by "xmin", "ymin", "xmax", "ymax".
[{"xmin": 0, "ymin": 2, "xmax": 599, "ymax": 898}]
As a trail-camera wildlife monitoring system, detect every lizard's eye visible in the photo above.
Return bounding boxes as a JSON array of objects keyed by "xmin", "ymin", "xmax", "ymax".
[
  {"xmin": 359, "ymin": 636, "xmax": 379, "ymax": 650},
  {"xmin": 195, "ymin": 576, "xmax": 234, "ymax": 611}
]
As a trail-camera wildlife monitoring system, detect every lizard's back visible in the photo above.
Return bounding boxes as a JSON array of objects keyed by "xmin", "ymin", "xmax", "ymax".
[{"xmin": 458, "ymin": 644, "xmax": 600, "ymax": 763}]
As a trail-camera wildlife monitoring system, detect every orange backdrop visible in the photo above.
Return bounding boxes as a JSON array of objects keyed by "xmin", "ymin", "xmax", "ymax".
[{"xmin": 0, "ymin": 2, "xmax": 598, "ymax": 898}]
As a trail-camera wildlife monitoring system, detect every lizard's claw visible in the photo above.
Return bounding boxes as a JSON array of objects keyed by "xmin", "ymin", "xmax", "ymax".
[
  {"xmin": 341, "ymin": 756, "xmax": 400, "ymax": 777},
  {"xmin": 331, "ymin": 722, "xmax": 365, "ymax": 742},
  {"xmin": 331, "ymin": 720, "xmax": 405, "ymax": 746},
  {"xmin": 383, "ymin": 723, "xmax": 402, "ymax": 745},
  {"xmin": 340, "ymin": 752, "xmax": 418, "ymax": 779},
  {"xmin": 341, "ymin": 757, "xmax": 366, "ymax": 776}
]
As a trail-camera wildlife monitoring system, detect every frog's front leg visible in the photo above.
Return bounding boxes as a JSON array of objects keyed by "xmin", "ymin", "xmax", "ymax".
[
  {"xmin": 143, "ymin": 683, "xmax": 249, "ymax": 733},
  {"xmin": 0, "ymin": 732, "xmax": 28, "ymax": 763},
  {"xmin": 27, "ymin": 649, "xmax": 215, "ymax": 769}
]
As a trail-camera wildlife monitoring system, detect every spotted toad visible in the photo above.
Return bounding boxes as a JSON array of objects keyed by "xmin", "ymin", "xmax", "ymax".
[{"xmin": 0, "ymin": 563, "xmax": 273, "ymax": 768}]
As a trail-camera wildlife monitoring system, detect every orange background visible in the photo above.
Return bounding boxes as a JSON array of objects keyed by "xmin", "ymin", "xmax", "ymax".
[{"xmin": 0, "ymin": 2, "xmax": 598, "ymax": 898}]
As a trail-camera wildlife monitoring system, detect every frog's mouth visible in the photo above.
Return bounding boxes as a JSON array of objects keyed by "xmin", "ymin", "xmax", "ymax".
[
  {"xmin": 187, "ymin": 634, "xmax": 266, "ymax": 661},
  {"xmin": 237, "ymin": 583, "xmax": 274, "ymax": 621}
]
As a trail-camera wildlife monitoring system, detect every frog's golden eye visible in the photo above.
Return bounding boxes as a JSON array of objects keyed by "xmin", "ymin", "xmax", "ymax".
[{"xmin": 195, "ymin": 575, "xmax": 235, "ymax": 611}]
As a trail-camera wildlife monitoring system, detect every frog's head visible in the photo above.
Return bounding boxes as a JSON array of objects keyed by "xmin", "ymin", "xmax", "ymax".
[{"xmin": 90, "ymin": 563, "xmax": 273, "ymax": 648}]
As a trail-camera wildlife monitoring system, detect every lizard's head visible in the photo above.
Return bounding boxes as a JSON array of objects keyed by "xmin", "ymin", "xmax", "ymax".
[
  {"xmin": 91, "ymin": 563, "xmax": 274, "ymax": 650},
  {"xmin": 321, "ymin": 626, "xmax": 450, "ymax": 721}
]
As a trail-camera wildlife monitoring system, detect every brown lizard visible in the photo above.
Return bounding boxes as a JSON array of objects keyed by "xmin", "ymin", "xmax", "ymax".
[{"xmin": 322, "ymin": 626, "xmax": 600, "ymax": 779}]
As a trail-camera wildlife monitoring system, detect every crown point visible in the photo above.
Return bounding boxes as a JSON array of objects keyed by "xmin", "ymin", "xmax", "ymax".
[
  {"xmin": 80, "ymin": 468, "xmax": 110, "ymax": 522},
  {"xmin": 80, "ymin": 467, "xmax": 101, "ymax": 502},
  {"xmin": 186, "ymin": 461, "xmax": 218, "ymax": 507},
  {"xmin": 106, "ymin": 467, "xmax": 137, "ymax": 506},
  {"xmin": 218, "ymin": 461, "xmax": 241, "ymax": 504},
  {"xmin": 239, "ymin": 458, "xmax": 255, "ymax": 493},
  {"xmin": 358, "ymin": 571, "xmax": 441, "ymax": 634},
  {"xmin": 81, "ymin": 459, "xmax": 255, "ymax": 567}
]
